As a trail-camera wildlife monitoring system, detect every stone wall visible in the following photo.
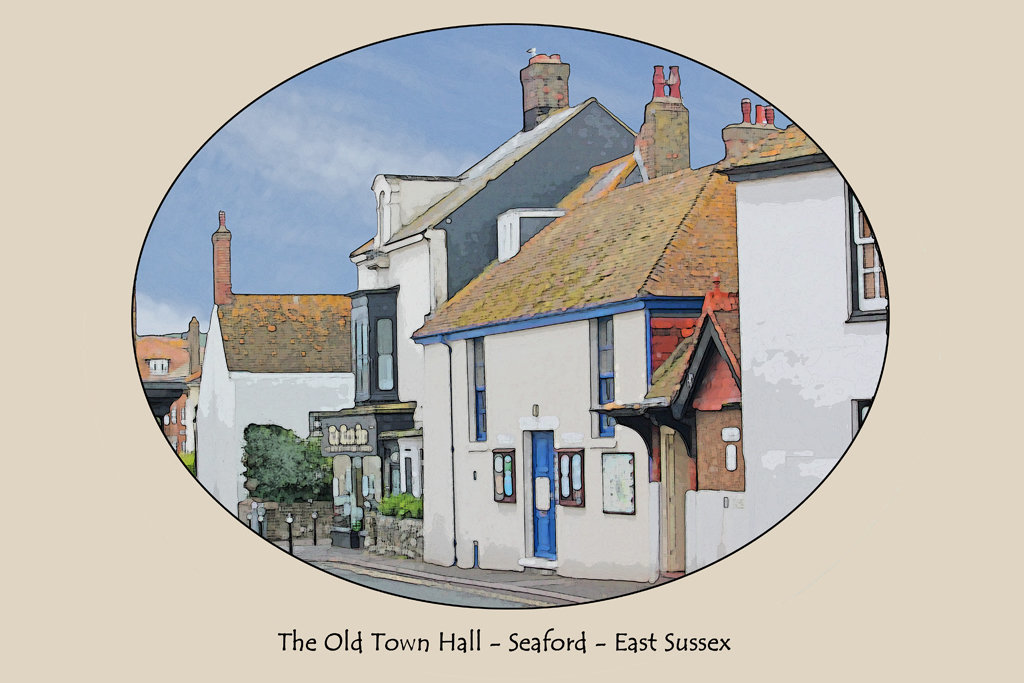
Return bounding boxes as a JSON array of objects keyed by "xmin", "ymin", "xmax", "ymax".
[
  {"xmin": 237, "ymin": 499, "xmax": 334, "ymax": 541},
  {"xmin": 364, "ymin": 512, "xmax": 424, "ymax": 559}
]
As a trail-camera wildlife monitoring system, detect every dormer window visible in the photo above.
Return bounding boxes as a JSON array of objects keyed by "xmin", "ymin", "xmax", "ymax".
[{"xmin": 147, "ymin": 358, "xmax": 169, "ymax": 375}]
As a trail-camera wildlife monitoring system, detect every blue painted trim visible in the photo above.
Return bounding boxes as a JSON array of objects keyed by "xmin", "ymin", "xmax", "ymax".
[
  {"xmin": 645, "ymin": 307, "xmax": 653, "ymax": 387},
  {"xmin": 415, "ymin": 296, "xmax": 703, "ymax": 345}
]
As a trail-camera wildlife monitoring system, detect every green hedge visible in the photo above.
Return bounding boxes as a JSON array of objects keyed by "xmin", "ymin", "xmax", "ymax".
[
  {"xmin": 242, "ymin": 425, "xmax": 331, "ymax": 503},
  {"xmin": 378, "ymin": 492, "xmax": 423, "ymax": 519}
]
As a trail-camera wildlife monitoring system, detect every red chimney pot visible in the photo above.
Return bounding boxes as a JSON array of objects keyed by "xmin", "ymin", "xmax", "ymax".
[
  {"xmin": 755, "ymin": 104, "xmax": 767, "ymax": 125},
  {"xmin": 741, "ymin": 98, "xmax": 751, "ymax": 124},
  {"xmin": 219, "ymin": 210, "xmax": 226, "ymax": 228},
  {"xmin": 766, "ymin": 106, "xmax": 775, "ymax": 126},
  {"xmin": 667, "ymin": 66, "xmax": 681, "ymax": 99},
  {"xmin": 652, "ymin": 66, "xmax": 666, "ymax": 100}
]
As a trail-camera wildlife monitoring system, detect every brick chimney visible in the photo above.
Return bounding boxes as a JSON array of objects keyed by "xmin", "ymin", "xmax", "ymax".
[
  {"xmin": 721, "ymin": 98, "xmax": 781, "ymax": 162},
  {"xmin": 634, "ymin": 66, "xmax": 690, "ymax": 181},
  {"xmin": 187, "ymin": 316, "xmax": 201, "ymax": 373},
  {"xmin": 520, "ymin": 53, "xmax": 570, "ymax": 132},
  {"xmin": 212, "ymin": 210, "xmax": 234, "ymax": 305}
]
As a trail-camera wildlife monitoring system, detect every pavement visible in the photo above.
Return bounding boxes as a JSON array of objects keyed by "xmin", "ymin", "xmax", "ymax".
[{"xmin": 274, "ymin": 538, "xmax": 680, "ymax": 607}]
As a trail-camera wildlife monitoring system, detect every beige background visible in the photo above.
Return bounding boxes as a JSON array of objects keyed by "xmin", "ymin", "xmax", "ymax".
[{"xmin": 5, "ymin": 1, "xmax": 1019, "ymax": 679}]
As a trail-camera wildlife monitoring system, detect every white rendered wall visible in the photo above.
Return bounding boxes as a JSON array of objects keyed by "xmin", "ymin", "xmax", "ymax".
[
  {"xmin": 197, "ymin": 308, "xmax": 238, "ymax": 511},
  {"xmin": 388, "ymin": 243, "xmax": 431, "ymax": 422},
  {"xmin": 422, "ymin": 341, "xmax": 458, "ymax": 566},
  {"xmin": 685, "ymin": 490, "xmax": 751, "ymax": 571},
  {"xmin": 184, "ymin": 383, "xmax": 200, "ymax": 453},
  {"xmin": 197, "ymin": 307, "xmax": 356, "ymax": 513},
  {"xmin": 422, "ymin": 313, "xmax": 657, "ymax": 582},
  {"xmin": 729, "ymin": 168, "xmax": 887, "ymax": 557}
]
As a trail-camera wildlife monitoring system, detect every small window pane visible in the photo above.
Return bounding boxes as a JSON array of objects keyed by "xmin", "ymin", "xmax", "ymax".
[
  {"xmin": 377, "ymin": 319, "xmax": 393, "ymax": 354},
  {"xmin": 560, "ymin": 454, "xmax": 570, "ymax": 497},
  {"xmin": 378, "ymin": 354, "xmax": 394, "ymax": 390},
  {"xmin": 599, "ymin": 348, "xmax": 614, "ymax": 374},
  {"xmin": 726, "ymin": 444, "xmax": 737, "ymax": 472},
  {"xmin": 493, "ymin": 450, "xmax": 515, "ymax": 503},
  {"xmin": 571, "ymin": 454, "xmax": 582, "ymax": 491},
  {"xmin": 598, "ymin": 317, "xmax": 613, "ymax": 347},
  {"xmin": 862, "ymin": 243, "xmax": 875, "ymax": 269},
  {"xmin": 863, "ymin": 272, "xmax": 876, "ymax": 299}
]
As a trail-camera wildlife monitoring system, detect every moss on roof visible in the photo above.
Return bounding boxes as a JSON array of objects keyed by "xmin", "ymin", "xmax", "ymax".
[
  {"xmin": 415, "ymin": 165, "xmax": 738, "ymax": 338},
  {"xmin": 730, "ymin": 125, "xmax": 822, "ymax": 167},
  {"xmin": 218, "ymin": 294, "xmax": 352, "ymax": 373}
]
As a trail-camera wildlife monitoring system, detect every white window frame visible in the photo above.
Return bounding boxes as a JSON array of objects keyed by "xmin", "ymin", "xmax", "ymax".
[
  {"xmin": 147, "ymin": 358, "xmax": 169, "ymax": 375},
  {"xmin": 850, "ymin": 191, "xmax": 887, "ymax": 313}
]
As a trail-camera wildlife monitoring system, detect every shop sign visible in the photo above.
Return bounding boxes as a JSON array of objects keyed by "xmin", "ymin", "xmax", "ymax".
[{"xmin": 321, "ymin": 416, "xmax": 377, "ymax": 455}]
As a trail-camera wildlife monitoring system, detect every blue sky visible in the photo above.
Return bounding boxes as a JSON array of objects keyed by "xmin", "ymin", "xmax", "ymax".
[{"xmin": 135, "ymin": 24, "xmax": 791, "ymax": 335}]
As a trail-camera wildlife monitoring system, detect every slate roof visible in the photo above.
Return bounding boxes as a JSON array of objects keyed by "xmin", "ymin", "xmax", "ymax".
[
  {"xmin": 730, "ymin": 125, "xmax": 822, "ymax": 167},
  {"xmin": 217, "ymin": 294, "xmax": 352, "ymax": 373},
  {"xmin": 351, "ymin": 99, "xmax": 632, "ymax": 258},
  {"xmin": 414, "ymin": 164, "xmax": 738, "ymax": 338}
]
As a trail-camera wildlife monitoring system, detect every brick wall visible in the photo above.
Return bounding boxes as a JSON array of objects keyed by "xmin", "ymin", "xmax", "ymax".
[
  {"xmin": 236, "ymin": 499, "xmax": 334, "ymax": 541},
  {"xmin": 695, "ymin": 408, "xmax": 744, "ymax": 491},
  {"xmin": 650, "ymin": 317, "xmax": 698, "ymax": 372}
]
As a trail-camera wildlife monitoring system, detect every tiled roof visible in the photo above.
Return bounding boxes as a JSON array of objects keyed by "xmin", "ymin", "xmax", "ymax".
[
  {"xmin": 644, "ymin": 307, "xmax": 741, "ymax": 403},
  {"xmin": 136, "ymin": 336, "xmax": 191, "ymax": 381},
  {"xmin": 715, "ymin": 310, "xmax": 740, "ymax": 365},
  {"xmin": 218, "ymin": 294, "xmax": 352, "ymax": 373},
  {"xmin": 557, "ymin": 154, "xmax": 637, "ymax": 211},
  {"xmin": 414, "ymin": 164, "xmax": 738, "ymax": 338},
  {"xmin": 647, "ymin": 327, "xmax": 700, "ymax": 400},
  {"xmin": 730, "ymin": 125, "xmax": 822, "ymax": 167}
]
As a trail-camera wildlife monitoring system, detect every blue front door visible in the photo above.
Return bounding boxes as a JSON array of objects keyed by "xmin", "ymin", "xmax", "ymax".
[{"xmin": 532, "ymin": 431, "xmax": 556, "ymax": 559}]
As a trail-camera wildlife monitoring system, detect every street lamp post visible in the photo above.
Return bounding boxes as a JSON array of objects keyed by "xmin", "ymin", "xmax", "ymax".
[
  {"xmin": 311, "ymin": 509, "xmax": 319, "ymax": 546},
  {"xmin": 286, "ymin": 512, "xmax": 294, "ymax": 554}
]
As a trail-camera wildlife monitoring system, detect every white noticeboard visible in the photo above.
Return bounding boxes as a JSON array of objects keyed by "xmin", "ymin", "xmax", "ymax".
[{"xmin": 602, "ymin": 452, "xmax": 635, "ymax": 514}]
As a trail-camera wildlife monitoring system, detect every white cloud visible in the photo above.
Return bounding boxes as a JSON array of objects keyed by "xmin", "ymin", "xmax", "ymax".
[
  {"xmin": 135, "ymin": 293, "xmax": 205, "ymax": 336},
  {"xmin": 214, "ymin": 87, "xmax": 476, "ymax": 202}
]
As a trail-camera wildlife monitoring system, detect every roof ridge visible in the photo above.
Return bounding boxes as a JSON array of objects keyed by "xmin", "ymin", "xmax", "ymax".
[{"xmin": 637, "ymin": 167, "xmax": 718, "ymax": 296}]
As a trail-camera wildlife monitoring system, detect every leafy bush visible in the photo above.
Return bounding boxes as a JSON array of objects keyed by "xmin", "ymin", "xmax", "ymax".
[
  {"xmin": 378, "ymin": 492, "xmax": 423, "ymax": 519},
  {"xmin": 178, "ymin": 451, "xmax": 196, "ymax": 476},
  {"xmin": 242, "ymin": 425, "xmax": 331, "ymax": 503}
]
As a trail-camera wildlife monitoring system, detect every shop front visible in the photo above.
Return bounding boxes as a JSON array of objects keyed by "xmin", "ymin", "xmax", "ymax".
[{"xmin": 312, "ymin": 403, "xmax": 419, "ymax": 545}]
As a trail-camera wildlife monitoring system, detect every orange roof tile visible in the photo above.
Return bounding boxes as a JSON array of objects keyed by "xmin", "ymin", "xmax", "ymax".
[
  {"xmin": 557, "ymin": 154, "xmax": 637, "ymax": 211},
  {"xmin": 645, "ymin": 307, "xmax": 740, "ymax": 403},
  {"xmin": 218, "ymin": 294, "xmax": 351, "ymax": 373},
  {"xmin": 730, "ymin": 125, "xmax": 822, "ymax": 167},
  {"xmin": 136, "ymin": 336, "xmax": 192, "ymax": 381},
  {"xmin": 414, "ymin": 164, "xmax": 737, "ymax": 338}
]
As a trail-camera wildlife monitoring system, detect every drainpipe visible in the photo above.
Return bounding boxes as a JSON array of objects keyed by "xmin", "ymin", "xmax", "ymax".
[{"xmin": 441, "ymin": 335, "xmax": 458, "ymax": 566}]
